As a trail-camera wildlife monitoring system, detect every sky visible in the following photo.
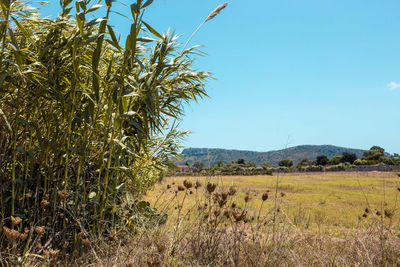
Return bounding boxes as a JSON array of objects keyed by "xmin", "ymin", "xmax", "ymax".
[{"xmin": 37, "ymin": 0, "xmax": 400, "ymax": 154}]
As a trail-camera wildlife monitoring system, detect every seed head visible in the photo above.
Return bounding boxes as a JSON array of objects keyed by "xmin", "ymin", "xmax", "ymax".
[
  {"xmin": 362, "ymin": 213, "xmax": 367, "ymax": 218},
  {"xmin": 214, "ymin": 209, "xmax": 221, "ymax": 217},
  {"xmin": 384, "ymin": 209, "xmax": 393, "ymax": 219},
  {"xmin": 167, "ymin": 184, "xmax": 171, "ymax": 189},
  {"xmin": 262, "ymin": 192, "xmax": 269, "ymax": 201},
  {"xmin": 63, "ymin": 241, "xmax": 70, "ymax": 249},
  {"xmin": 205, "ymin": 3, "xmax": 228, "ymax": 22},
  {"xmin": 206, "ymin": 182, "xmax": 216, "ymax": 193},
  {"xmin": 3, "ymin": 226, "xmax": 19, "ymax": 242},
  {"xmin": 35, "ymin": 226, "xmax": 45, "ymax": 236},
  {"xmin": 183, "ymin": 180, "xmax": 193, "ymax": 189},
  {"xmin": 280, "ymin": 192, "xmax": 286, "ymax": 197},
  {"xmin": 25, "ymin": 192, "xmax": 32, "ymax": 198},
  {"xmin": 11, "ymin": 216, "xmax": 22, "ymax": 226},
  {"xmin": 365, "ymin": 208, "xmax": 370, "ymax": 213},
  {"xmin": 108, "ymin": 233, "xmax": 115, "ymax": 241},
  {"xmin": 57, "ymin": 191, "xmax": 69, "ymax": 200},
  {"xmin": 82, "ymin": 238, "xmax": 91, "ymax": 247},
  {"xmin": 228, "ymin": 186, "xmax": 236, "ymax": 196},
  {"xmin": 244, "ymin": 195, "xmax": 250, "ymax": 203},
  {"xmin": 177, "ymin": 185, "xmax": 185, "ymax": 191},
  {"xmin": 20, "ymin": 233, "xmax": 28, "ymax": 241},
  {"xmin": 376, "ymin": 210, "xmax": 382, "ymax": 216},
  {"xmin": 232, "ymin": 210, "xmax": 247, "ymax": 222},
  {"xmin": 40, "ymin": 199, "xmax": 49, "ymax": 207},
  {"xmin": 223, "ymin": 209, "xmax": 231, "ymax": 218},
  {"xmin": 195, "ymin": 181, "xmax": 202, "ymax": 188}
]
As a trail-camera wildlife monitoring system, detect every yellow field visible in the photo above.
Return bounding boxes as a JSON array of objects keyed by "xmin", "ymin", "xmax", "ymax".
[{"xmin": 145, "ymin": 171, "xmax": 400, "ymax": 229}]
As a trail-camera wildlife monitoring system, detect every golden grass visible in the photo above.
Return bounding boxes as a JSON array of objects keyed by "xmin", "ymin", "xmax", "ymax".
[{"xmin": 145, "ymin": 172, "xmax": 400, "ymax": 229}]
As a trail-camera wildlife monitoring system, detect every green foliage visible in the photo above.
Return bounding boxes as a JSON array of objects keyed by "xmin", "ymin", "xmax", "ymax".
[
  {"xmin": 237, "ymin": 158, "xmax": 245, "ymax": 165},
  {"xmin": 296, "ymin": 158, "xmax": 312, "ymax": 168},
  {"xmin": 341, "ymin": 152, "xmax": 357, "ymax": 164},
  {"xmin": 362, "ymin": 146, "xmax": 385, "ymax": 161},
  {"xmin": 0, "ymin": 0, "xmax": 208, "ymax": 256},
  {"xmin": 329, "ymin": 155, "xmax": 343, "ymax": 165},
  {"xmin": 279, "ymin": 159, "xmax": 293, "ymax": 167},
  {"xmin": 316, "ymin": 155, "xmax": 329, "ymax": 166}
]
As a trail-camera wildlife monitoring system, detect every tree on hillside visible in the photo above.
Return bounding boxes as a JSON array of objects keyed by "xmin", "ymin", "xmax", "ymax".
[
  {"xmin": 362, "ymin": 146, "xmax": 385, "ymax": 161},
  {"xmin": 296, "ymin": 158, "xmax": 312, "ymax": 168},
  {"xmin": 193, "ymin": 161, "xmax": 205, "ymax": 170},
  {"xmin": 341, "ymin": 152, "xmax": 357, "ymax": 164},
  {"xmin": 329, "ymin": 155, "xmax": 343, "ymax": 165},
  {"xmin": 217, "ymin": 160, "xmax": 224, "ymax": 167},
  {"xmin": 316, "ymin": 155, "xmax": 329, "ymax": 166},
  {"xmin": 237, "ymin": 158, "xmax": 245, "ymax": 165},
  {"xmin": 279, "ymin": 159, "xmax": 293, "ymax": 167}
]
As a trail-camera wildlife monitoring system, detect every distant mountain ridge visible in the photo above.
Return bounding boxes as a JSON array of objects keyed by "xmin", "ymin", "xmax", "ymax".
[{"xmin": 179, "ymin": 145, "xmax": 366, "ymax": 167}]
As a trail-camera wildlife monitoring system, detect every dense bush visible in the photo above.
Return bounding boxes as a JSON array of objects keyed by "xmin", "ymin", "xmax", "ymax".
[{"xmin": 0, "ymin": 0, "xmax": 208, "ymax": 262}]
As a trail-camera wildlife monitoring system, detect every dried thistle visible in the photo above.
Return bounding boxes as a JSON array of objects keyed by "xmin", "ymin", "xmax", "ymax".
[
  {"xmin": 214, "ymin": 209, "xmax": 221, "ymax": 217},
  {"xmin": 232, "ymin": 209, "xmax": 247, "ymax": 222},
  {"xmin": 35, "ymin": 226, "xmax": 45, "ymax": 236},
  {"xmin": 223, "ymin": 209, "xmax": 231, "ymax": 218},
  {"xmin": 262, "ymin": 192, "xmax": 269, "ymax": 201},
  {"xmin": 384, "ymin": 209, "xmax": 394, "ymax": 219},
  {"xmin": 3, "ymin": 226, "xmax": 19, "ymax": 242},
  {"xmin": 280, "ymin": 192, "xmax": 286, "ymax": 197},
  {"xmin": 206, "ymin": 182, "xmax": 216, "ymax": 193},
  {"xmin": 63, "ymin": 241, "xmax": 70, "ymax": 249},
  {"xmin": 183, "ymin": 180, "xmax": 193, "ymax": 189},
  {"xmin": 40, "ymin": 199, "xmax": 49, "ymax": 207},
  {"xmin": 108, "ymin": 233, "xmax": 115, "ymax": 241},
  {"xmin": 244, "ymin": 195, "xmax": 250, "ymax": 203},
  {"xmin": 49, "ymin": 249, "xmax": 60, "ymax": 257},
  {"xmin": 195, "ymin": 181, "xmax": 202, "ymax": 188},
  {"xmin": 365, "ymin": 207, "xmax": 370, "ymax": 213},
  {"xmin": 11, "ymin": 216, "xmax": 22, "ymax": 226},
  {"xmin": 57, "ymin": 191, "xmax": 69, "ymax": 200},
  {"xmin": 20, "ymin": 233, "xmax": 28, "ymax": 241},
  {"xmin": 228, "ymin": 186, "xmax": 236, "ymax": 196},
  {"xmin": 82, "ymin": 238, "xmax": 91, "ymax": 247},
  {"xmin": 177, "ymin": 185, "xmax": 185, "ymax": 191}
]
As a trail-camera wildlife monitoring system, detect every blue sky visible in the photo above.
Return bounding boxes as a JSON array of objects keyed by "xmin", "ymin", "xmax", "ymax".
[{"xmin": 38, "ymin": 0, "xmax": 400, "ymax": 154}]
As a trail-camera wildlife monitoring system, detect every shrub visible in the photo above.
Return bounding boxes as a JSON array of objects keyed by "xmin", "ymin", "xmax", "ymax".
[{"xmin": 0, "ymin": 0, "xmax": 208, "ymax": 260}]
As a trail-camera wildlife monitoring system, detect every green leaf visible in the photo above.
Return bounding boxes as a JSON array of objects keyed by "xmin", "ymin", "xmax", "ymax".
[
  {"xmin": 142, "ymin": 0, "xmax": 153, "ymax": 8},
  {"xmin": 107, "ymin": 25, "xmax": 121, "ymax": 50},
  {"xmin": 121, "ymin": 111, "xmax": 136, "ymax": 117},
  {"xmin": 122, "ymin": 91, "xmax": 139, "ymax": 97},
  {"xmin": 142, "ymin": 21, "xmax": 162, "ymax": 38}
]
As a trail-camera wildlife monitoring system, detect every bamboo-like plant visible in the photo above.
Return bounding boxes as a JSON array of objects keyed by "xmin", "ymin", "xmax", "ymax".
[{"xmin": 0, "ymin": 0, "xmax": 209, "ymax": 261}]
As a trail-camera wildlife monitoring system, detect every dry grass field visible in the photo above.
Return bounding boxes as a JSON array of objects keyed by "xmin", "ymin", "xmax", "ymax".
[{"xmin": 145, "ymin": 172, "xmax": 400, "ymax": 230}]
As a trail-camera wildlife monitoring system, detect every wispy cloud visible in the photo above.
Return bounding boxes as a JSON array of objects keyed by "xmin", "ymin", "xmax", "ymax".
[{"xmin": 387, "ymin": 81, "xmax": 400, "ymax": 91}]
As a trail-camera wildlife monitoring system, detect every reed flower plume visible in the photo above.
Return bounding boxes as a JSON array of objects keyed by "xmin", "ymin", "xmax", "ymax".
[{"xmin": 181, "ymin": 2, "xmax": 228, "ymax": 54}]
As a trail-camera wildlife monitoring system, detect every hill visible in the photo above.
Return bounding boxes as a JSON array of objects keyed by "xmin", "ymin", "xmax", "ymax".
[{"xmin": 179, "ymin": 145, "xmax": 366, "ymax": 166}]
